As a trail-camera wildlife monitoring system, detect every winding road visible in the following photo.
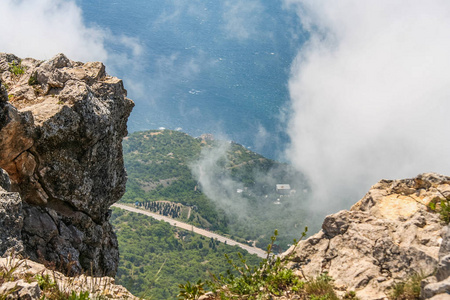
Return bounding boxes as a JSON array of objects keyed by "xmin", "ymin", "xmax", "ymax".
[{"xmin": 112, "ymin": 203, "xmax": 267, "ymax": 258}]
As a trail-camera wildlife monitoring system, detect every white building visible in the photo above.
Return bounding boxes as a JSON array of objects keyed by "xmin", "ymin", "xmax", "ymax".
[{"xmin": 276, "ymin": 184, "xmax": 291, "ymax": 195}]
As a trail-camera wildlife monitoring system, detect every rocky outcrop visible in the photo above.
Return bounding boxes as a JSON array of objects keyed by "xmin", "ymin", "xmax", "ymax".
[
  {"xmin": 0, "ymin": 53, "xmax": 134, "ymax": 276},
  {"xmin": 285, "ymin": 173, "xmax": 450, "ymax": 299},
  {"xmin": 0, "ymin": 256, "xmax": 138, "ymax": 299}
]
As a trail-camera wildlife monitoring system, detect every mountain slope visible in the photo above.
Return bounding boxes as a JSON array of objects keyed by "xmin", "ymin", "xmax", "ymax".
[{"xmin": 121, "ymin": 129, "xmax": 310, "ymax": 249}]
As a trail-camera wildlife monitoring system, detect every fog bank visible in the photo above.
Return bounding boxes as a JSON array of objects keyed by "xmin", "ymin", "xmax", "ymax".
[{"xmin": 285, "ymin": 0, "xmax": 450, "ymax": 213}]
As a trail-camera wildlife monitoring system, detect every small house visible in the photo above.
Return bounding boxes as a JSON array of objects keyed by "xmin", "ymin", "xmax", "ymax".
[{"xmin": 276, "ymin": 184, "xmax": 291, "ymax": 195}]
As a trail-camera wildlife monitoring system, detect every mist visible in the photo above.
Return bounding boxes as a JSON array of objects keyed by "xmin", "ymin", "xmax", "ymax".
[
  {"xmin": 190, "ymin": 141, "xmax": 247, "ymax": 217},
  {"xmin": 0, "ymin": 0, "xmax": 143, "ymax": 97},
  {"xmin": 189, "ymin": 137, "xmax": 313, "ymax": 245},
  {"xmin": 0, "ymin": 0, "xmax": 108, "ymax": 61},
  {"xmin": 285, "ymin": 0, "xmax": 450, "ymax": 213}
]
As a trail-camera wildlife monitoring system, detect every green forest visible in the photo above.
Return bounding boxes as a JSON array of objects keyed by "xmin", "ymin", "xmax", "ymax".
[
  {"xmin": 121, "ymin": 129, "xmax": 313, "ymax": 249},
  {"xmin": 111, "ymin": 207, "xmax": 261, "ymax": 299}
]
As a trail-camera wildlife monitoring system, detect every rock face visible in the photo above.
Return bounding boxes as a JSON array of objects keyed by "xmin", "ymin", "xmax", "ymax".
[
  {"xmin": 0, "ymin": 174, "xmax": 24, "ymax": 256},
  {"xmin": 0, "ymin": 53, "xmax": 134, "ymax": 276},
  {"xmin": 286, "ymin": 173, "xmax": 450, "ymax": 299}
]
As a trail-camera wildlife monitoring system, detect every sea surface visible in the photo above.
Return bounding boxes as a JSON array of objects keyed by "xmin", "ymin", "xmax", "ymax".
[{"xmin": 77, "ymin": 0, "xmax": 305, "ymax": 159}]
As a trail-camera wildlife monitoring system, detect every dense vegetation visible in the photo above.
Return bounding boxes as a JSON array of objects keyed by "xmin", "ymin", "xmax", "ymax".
[
  {"xmin": 122, "ymin": 130, "xmax": 227, "ymax": 232},
  {"xmin": 111, "ymin": 207, "xmax": 261, "ymax": 299},
  {"xmin": 121, "ymin": 129, "xmax": 312, "ymax": 250},
  {"xmin": 177, "ymin": 229, "xmax": 360, "ymax": 300}
]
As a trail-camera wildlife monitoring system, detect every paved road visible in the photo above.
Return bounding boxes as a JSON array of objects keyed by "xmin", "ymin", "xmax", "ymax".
[{"xmin": 112, "ymin": 203, "xmax": 267, "ymax": 258}]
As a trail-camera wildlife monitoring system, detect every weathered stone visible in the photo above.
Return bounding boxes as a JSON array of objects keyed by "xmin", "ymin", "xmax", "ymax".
[
  {"xmin": 0, "ymin": 279, "xmax": 41, "ymax": 300},
  {"xmin": 0, "ymin": 168, "xmax": 11, "ymax": 191},
  {"xmin": 439, "ymin": 226, "xmax": 450, "ymax": 259},
  {"xmin": 0, "ymin": 174, "xmax": 24, "ymax": 256},
  {"xmin": 285, "ymin": 173, "xmax": 450, "ymax": 300},
  {"xmin": 0, "ymin": 78, "xmax": 7, "ymax": 103},
  {"xmin": 436, "ymin": 254, "xmax": 450, "ymax": 282},
  {"xmin": 0, "ymin": 53, "xmax": 134, "ymax": 276},
  {"xmin": 422, "ymin": 277, "xmax": 450, "ymax": 299},
  {"xmin": 0, "ymin": 257, "xmax": 138, "ymax": 299}
]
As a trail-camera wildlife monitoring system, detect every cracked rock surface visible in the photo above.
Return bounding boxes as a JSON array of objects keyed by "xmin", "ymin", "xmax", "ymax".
[
  {"xmin": 285, "ymin": 173, "xmax": 450, "ymax": 299},
  {"xmin": 0, "ymin": 53, "xmax": 134, "ymax": 276}
]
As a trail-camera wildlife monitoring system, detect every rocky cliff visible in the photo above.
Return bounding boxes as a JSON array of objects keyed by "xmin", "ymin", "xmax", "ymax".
[
  {"xmin": 285, "ymin": 173, "xmax": 450, "ymax": 299},
  {"xmin": 0, "ymin": 53, "xmax": 134, "ymax": 276}
]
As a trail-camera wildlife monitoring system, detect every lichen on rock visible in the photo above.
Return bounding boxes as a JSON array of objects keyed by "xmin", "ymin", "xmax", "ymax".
[{"xmin": 0, "ymin": 53, "xmax": 134, "ymax": 277}]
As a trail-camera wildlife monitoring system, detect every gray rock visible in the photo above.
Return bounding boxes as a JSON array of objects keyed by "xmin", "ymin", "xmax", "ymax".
[
  {"xmin": 422, "ymin": 277, "xmax": 450, "ymax": 299},
  {"xmin": 0, "ymin": 184, "xmax": 24, "ymax": 256},
  {"xmin": 436, "ymin": 254, "xmax": 450, "ymax": 282},
  {"xmin": 285, "ymin": 173, "xmax": 450, "ymax": 300},
  {"xmin": 0, "ymin": 168, "xmax": 11, "ymax": 191},
  {"xmin": 0, "ymin": 279, "xmax": 41, "ymax": 300},
  {"xmin": 0, "ymin": 53, "xmax": 134, "ymax": 276},
  {"xmin": 0, "ymin": 78, "xmax": 7, "ymax": 103},
  {"xmin": 439, "ymin": 226, "xmax": 450, "ymax": 260}
]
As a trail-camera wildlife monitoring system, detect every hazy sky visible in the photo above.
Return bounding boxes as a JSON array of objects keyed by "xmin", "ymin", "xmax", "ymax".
[{"xmin": 284, "ymin": 0, "xmax": 450, "ymax": 211}]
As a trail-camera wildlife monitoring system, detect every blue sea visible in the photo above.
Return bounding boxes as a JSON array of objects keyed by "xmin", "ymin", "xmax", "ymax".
[{"xmin": 77, "ymin": 0, "xmax": 305, "ymax": 159}]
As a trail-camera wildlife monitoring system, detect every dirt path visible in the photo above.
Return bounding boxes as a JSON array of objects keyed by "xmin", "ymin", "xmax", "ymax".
[{"xmin": 112, "ymin": 203, "xmax": 267, "ymax": 258}]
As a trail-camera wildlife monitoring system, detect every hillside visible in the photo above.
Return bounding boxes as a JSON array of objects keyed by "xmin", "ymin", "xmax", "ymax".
[
  {"xmin": 110, "ymin": 207, "xmax": 261, "ymax": 299},
  {"xmin": 197, "ymin": 173, "xmax": 450, "ymax": 300},
  {"xmin": 121, "ymin": 129, "xmax": 311, "ymax": 249}
]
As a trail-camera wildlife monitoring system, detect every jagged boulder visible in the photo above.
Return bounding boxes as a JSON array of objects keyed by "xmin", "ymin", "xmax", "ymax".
[
  {"xmin": 285, "ymin": 173, "xmax": 450, "ymax": 299},
  {"xmin": 0, "ymin": 53, "xmax": 134, "ymax": 276}
]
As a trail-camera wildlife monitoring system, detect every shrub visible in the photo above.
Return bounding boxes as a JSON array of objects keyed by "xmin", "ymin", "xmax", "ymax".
[
  {"xmin": 9, "ymin": 61, "xmax": 25, "ymax": 76},
  {"xmin": 205, "ymin": 229, "xmax": 308, "ymax": 299},
  {"xmin": 178, "ymin": 228, "xmax": 361, "ymax": 300},
  {"xmin": 177, "ymin": 280, "xmax": 205, "ymax": 300},
  {"xmin": 389, "ymin": 272, "xmax": 424, "ymax": 300},
  {"xmin": 28, "ymin": 72, "xmax": 38, "ymax": 85},
  {"xmin": 428, "ymin": 190, "xmax": 450, "ymax": 224},
  {"xmin": 305, "ymin": 272, "xmax": 339, "ymax": 300}
]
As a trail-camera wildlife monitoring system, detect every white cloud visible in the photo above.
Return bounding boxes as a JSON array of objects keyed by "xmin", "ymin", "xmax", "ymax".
[
  {"xmin": 222, "ymin": 0, "xmax": 264, "ymax": 41},
  {"xmin": 285, "ymin": 0, "xmax": 450, "ymax": 212},
  {"xmin": 0, "ymin": 0, "xmax": 145, "ymax": 100},
  {"xmin": 0, "ymin": 0, "xmax": 107, "ymax": 61}
]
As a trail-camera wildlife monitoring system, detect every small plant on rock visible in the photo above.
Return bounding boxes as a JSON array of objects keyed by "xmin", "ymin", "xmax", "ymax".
[
  {"xmin": 9, "ymin": 61, "xmax": 25, "ymax": 76},
  {"xmin": 427, "ymin": 190, "xmax": 450, "ymax": 224},
  {"xmin": 28, "ymin": 72, "xmax": 38, "ymax": 85},
  {"xmin": 389, "ymin": 272, "xmax": 424, "ymax": 300},
  {"xmin": 0, "ymin": 255, "xmax": 24, "ymax": 284},
  {"xmin": 177, "ymin": 280, "xmax": 205, "ymax": 300},
  {"xmin": 305, "ymin": 272, "xmax": 339, "ymax": 300}
]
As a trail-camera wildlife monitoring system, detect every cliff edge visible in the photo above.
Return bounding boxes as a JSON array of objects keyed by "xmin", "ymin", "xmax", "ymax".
[
  {"xmin": 286, "ymin": 173, "xmax": 450, "ymax": 299},
  {"xmin": 0, "ymin": 53, "xmax": 134, "ymax": 276}
]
